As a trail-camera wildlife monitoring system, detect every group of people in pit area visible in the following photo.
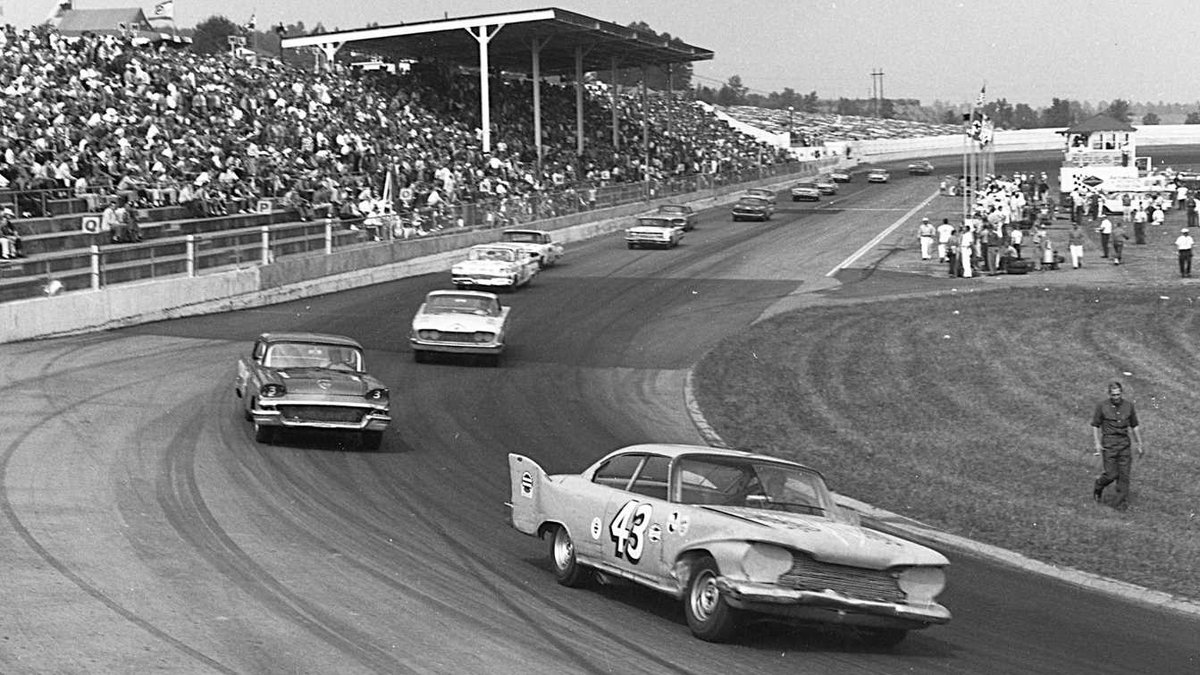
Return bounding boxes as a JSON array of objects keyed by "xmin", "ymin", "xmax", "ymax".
[{"xmin": 917, "ymin": 173, "xmax": 1068, "ymax": 277}]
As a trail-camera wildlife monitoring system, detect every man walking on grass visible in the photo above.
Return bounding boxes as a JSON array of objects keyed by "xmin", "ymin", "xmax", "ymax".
[{"xmin": 1090, "ymin": 382, "xmax": 1145, "ymax": 511}]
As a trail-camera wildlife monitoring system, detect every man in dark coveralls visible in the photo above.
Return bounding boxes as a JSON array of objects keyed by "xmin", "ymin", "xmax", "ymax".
[{"xmin": 1090, "ymin": 382, "xmax": 1145, "ymax": 510}]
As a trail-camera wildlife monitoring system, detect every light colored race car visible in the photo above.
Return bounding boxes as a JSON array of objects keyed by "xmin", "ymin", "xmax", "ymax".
[
  {"xmin": 867, "ymin": 169, "xmax": 891, "ymax": 183},
  {"xmin": 499, "ymin": 229, "xmax": 564, "ymax": 269},
  {"xmin": 508, "ymin": 444, "xmax": 951, "ymax": 645},
  {"xmin": 234, "ymin": 332, "xmax": 390, "ymax": 449},
  {"xmin": 451, "ymin": 243, "xmax": 539, "ymax": 290},
  {"xmin": 410, "ymin": 290, "xmax": 509, "ymax": 366},
  {"xmin": 625, "ymin": 215, "xmax": 685, "ymax": 249}
]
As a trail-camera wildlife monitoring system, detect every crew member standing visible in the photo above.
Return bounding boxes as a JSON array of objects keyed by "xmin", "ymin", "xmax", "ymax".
[
  {"xmin": 936, "ymin": 218, "xmax": 954, "ymax": 262},
  {"xmin": 1090, "ymin": 382, "xmax": 1145, "ymax": 511},
  {"xmin": 918, "ymin": 218, "xmax": 936, "ymax": 261},
  {"xmin": 1176, "ymin": 227, "xmax": 1194, "ymax": 278},
  {"xmin": 1097, "ymin": 216, "xmax": 1113, "ymax": 258}
]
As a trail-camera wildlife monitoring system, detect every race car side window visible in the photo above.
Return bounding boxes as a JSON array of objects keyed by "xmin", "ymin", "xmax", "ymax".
[
  {"xmin": 628, "ymin": 455, "xmax": 670, "ymax": 501},
  {"xmin": 593, "ymin": 453, "xmax": 644, "ymax": 491},
  {"xmin": 252, "ymin": 340, "xmax": 267, "ymax": 361}
]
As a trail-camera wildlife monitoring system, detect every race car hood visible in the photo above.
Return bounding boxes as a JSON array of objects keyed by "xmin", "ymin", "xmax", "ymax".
[
  {"xmin": 412, "ymin": 311, "xmax": 505, "ymax": 333},
  {"xmin": 701, "ymin": 505, "xmax": 948, "ymax": 569},
  {"xmin": 272, "ymin": 368, "xmax": 374, "ymax": 396},
  {"xmin": 627, "ymin": 225, "xmax": 675, "ymax": 234},
  {"xmin": 452, "ymin": 259, "xmax": 516, "ymax": 275}
]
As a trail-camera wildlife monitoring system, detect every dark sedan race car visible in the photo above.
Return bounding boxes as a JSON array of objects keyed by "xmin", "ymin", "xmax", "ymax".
[
  {"xmin": 508, "ymin": 444, "xmax": 950, "ymax": 645},
  {"xmin": 234, "ymin": 332, "xmax": 391, "ymax": 449}
]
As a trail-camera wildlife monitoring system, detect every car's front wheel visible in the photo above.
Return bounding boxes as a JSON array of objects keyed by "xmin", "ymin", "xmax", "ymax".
[
  {"xmin": 684, "ymin": 557, "xmax": 741, "ymax": 642},
  {"xmin": 549, "ymin": 525, "xmax": 589, "ymax": 587}
]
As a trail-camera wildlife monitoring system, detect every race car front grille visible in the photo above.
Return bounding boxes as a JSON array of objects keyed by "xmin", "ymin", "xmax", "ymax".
[
  {"xmin": 776, "ymin": 553, "xmax": 905, "ymax": 603},
  {"xmin": 427, "ymin": 331, "xmax": 475, "ymax": 342},
  {"xmin": 277, "ymin": 405, "xmax": 367, "ymax": 424}
]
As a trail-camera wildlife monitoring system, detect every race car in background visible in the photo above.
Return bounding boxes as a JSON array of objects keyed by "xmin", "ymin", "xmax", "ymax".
[
  {"xmin": 234, "ymin": 332, "xmax": 391, "ymax": 449},
  {"xmin": 626, "ymin": 215, "xmax": 686, "ymax": 249},
  {"xmin": 451, "ymin": 243, "xmax": 539, "ymax": 290},
  {"xmin": 499, "ymin": 229, "xmax": 564, "ymax": 269}
]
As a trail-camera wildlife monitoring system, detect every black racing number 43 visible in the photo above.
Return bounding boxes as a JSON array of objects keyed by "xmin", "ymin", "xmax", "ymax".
[{"xmin": 609, "ymin": 500, "xmax": 653, "ymax": 563}]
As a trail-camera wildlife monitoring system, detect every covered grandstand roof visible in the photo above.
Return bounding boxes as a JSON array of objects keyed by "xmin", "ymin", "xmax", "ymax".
[{"xmin": 280, "ymin": 7, "xmax": 713, "ymax": 75}]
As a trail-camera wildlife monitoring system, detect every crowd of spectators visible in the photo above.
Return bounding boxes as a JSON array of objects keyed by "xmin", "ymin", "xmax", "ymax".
[
  {"xmin": 718, "ymin": 105, "xmax": 962, "ymax": 144},
  {"xmin": 0, "ymin": 22, "xmax": 796, "ymax": 242}
]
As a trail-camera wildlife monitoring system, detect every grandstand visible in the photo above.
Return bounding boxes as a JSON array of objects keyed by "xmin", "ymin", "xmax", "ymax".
[{"xmin": 0, "ymin": 13, "xmax": 951, "ymax": 302}]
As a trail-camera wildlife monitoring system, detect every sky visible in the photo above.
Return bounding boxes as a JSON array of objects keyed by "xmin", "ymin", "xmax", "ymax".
[{"xmin": 5, "ymin": 0, "xmax": 1200, "ymax": 108}]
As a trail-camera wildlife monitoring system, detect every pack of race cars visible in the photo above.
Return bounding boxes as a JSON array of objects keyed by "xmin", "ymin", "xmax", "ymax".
[{"xmin": 233, "ymin": 164, "xmax": 951, "ymax": 647}]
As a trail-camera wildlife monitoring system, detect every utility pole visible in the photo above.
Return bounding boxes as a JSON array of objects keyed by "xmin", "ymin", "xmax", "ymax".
[{"xmin": 870, "ymin": 68, "xmax": 884, "ymax": 117}]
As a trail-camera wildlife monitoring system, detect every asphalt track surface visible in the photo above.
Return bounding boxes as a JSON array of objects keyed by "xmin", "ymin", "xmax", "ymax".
[{"xmin": 3, "ymin": 155, "xmax": 1199, "ymax": 674}]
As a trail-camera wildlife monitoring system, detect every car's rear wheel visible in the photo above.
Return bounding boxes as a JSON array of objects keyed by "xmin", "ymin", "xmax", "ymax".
[
  {"xmin": 685, "ymin": 557, "xmax": 741, "ymax": 642},
  {"xmin": 253, "ymin": 419, "xmax": 275, "ymax": 444},
  {"xmin": 549, "ymin": 525, "xmax": 589, "ymax": 587},
  {"xmin": 360, "ymin": 431, "xmax": 383, "ymax": 451}
]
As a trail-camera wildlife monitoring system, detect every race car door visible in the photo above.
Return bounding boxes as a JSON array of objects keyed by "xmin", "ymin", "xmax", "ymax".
[{"xmin": 599, "ymin": 453, "xmax": 671, "ymax": 586}]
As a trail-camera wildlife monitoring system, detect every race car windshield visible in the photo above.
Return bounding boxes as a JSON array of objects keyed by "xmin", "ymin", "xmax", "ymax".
[
  {"xmin": 502, "ymin": 232, "xmax": 538, "ymax": 243},
  {"xmin": 675, "ymin": 457, "xmax": 831, "ymax": 514},
  {"xmin": 265, "ymin": 343, "xmax": 363, "ymax": 371},
  {"xmin": 426, "ymin": 295, "xmax": 499, "ymax": 316},
  {"xmin": 469, "ymin": 248, "xmax": 516, "ymax": 262}
]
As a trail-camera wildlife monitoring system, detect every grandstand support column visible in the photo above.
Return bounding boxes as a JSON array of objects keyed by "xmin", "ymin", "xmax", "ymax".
[
  {"xmin": 611, "ymin": 57, "xmax": 620, "ymax": 150},
  {"xmin": 576, "ymin": 46, "xmax": 586, "ymax": 157},
  {"xmin": 531, "ymin": 38, "xmax": 547, "ymax": 172},
  {"xmin": 641, "ymin": 68, "xmax": 649, "ymax": 197},
  {"xmin": 317, "ymin": 42, "xmax": 343, "ymax": 72},
  {"xmin": 186, "ymin": 235, "xmax": 195, "ymax": 277},
  {"xmin": 260, "ymin": 226, "xmax": 270, "ymax": 266},
  {"xmin": 467, "ymin": 24, "xmax": 504, "ymax": 153}
]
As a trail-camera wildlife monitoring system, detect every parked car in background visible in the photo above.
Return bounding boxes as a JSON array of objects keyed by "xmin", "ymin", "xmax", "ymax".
[
  {"xmin": 790, "ymin": 182, "xmax": 821, "ymax": 202},
  {"xmin": 907, "ymin": 160, "xmax": 935, "ymax": 175},
  {"xmin": 499, "ymin": 229, "xmax": 564, "ymax": 269},
  {"xmin": 451, "ymin": 243, "xmax": 538, "ymax": 290},
  {"xmin": 731, "ymin": 196, "xmax": 775, "ymax": 221},
  {"xmin": 867, "ymin": 169, "xmax": 891, "ymax": 183},
  {"xmin": 654, "ymin": 204, "xmax": 699, "ymax": 231},
  {"xmin": 814, "ymin": 177, "xmax": 839, "ymax": 195},
  {"xmin": 830, "ymin": 168, "xmax": 853, "ymax": 183},
  {"xmin": 234, "ymin": 332, "xmax": 391, "ymax": 449},
  {"xmin": 745, "ymin": 188, "xmax": 778, "ymax": 206},
  {"xmin": 626, "ymin": 215, "xmax": 685, "ymax": 249},
  {"xmin": 508, "ymin": 444, "xmax": 951, "ymax": 645},
  {"xmin": 410, "ymin": 290, "xmax": 509, "ymax": 366}
]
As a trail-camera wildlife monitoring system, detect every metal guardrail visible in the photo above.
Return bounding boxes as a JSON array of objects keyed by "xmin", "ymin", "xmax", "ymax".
[{"xmin": 1, "ymin": 160, "xmax": 826, "ymax": 302}]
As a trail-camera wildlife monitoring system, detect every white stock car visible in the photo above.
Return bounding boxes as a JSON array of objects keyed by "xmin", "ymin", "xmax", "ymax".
[
  {"xmin": 499, "ymin": 229, "xmax": 564, "ymax": 269},
  {"xmin": 508, "ymin": 444, "xmax": 951, "ymax": 645},
  {"xmin": 451, "ymin": 243, "xmax": 538, "ymax": 290},
  {"xmin": 625, "ymin": 215, "xmax": 685, "ymax": 249},
  {"xmin": 410, "ymin": 290, "xmax": 509, "ymax": 366}
]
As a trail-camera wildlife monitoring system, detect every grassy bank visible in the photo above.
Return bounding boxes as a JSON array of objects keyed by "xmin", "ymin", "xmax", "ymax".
[{"xmin": 692, "ymin": 285, "xmax": 1200, "ymax": 600}]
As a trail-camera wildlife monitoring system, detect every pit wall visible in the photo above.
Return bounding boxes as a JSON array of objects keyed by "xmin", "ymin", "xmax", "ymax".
[{"xmin": 0, "ymin": 160, "xmax": 836, "ymax": 344}]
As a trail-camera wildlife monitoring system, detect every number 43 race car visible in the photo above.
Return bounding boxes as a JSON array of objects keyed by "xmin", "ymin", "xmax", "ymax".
[{"xmin": 508, "ymin": 444, "xmax": 950, "ymax": 645}]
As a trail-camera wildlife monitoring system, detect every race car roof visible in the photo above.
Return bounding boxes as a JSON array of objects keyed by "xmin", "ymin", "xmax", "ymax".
[{"xmin": 280, "ymin": 7, "xmax": 713, "ymax": 76}]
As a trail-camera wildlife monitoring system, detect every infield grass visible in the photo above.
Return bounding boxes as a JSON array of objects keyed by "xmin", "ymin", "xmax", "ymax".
[{"xmin": 693, "ymin": 285, "xmax": 1200, "ymax": 601}]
